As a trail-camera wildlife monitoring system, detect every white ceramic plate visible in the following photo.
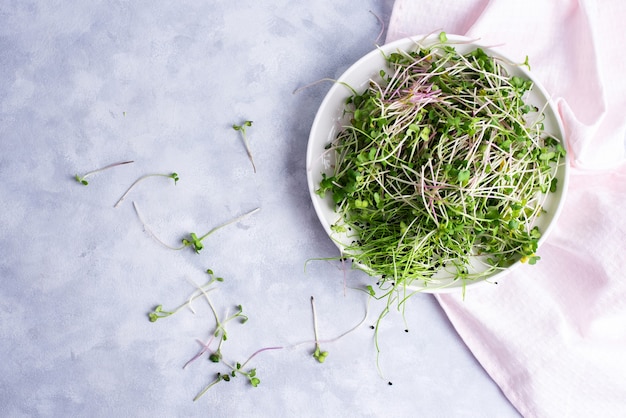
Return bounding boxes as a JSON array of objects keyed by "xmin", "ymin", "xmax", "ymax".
[{"xmin": 306, "ymin": 34, "xmax": 569, "ymax": 293}]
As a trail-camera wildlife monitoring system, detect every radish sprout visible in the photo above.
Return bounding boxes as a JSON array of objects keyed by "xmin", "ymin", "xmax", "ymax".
[
  {"xmin": 182, "ymin": 207, "xmax": 260, "ymax": 253},
  {"xmin": 233, "ymin": 120, "xmax": 256, "ymax": 173},
  {"xmin": 74, "ymin": 160, "xmax": 134, "ymax": 185},
  {"xmin": 114, "ymin": 172, "xmax": 179, "ymax": 208},
  {"xmin": 310, "ymin": 296, "xmax": 329, "ymax": 363},
  {"xmin": 192, "ymin": 347, "xmax": 283, "ymax": 401},
  {"xmin": 132, "ymin": 202, "xmax": 260, "ymax": 253},
  {"xmin": 147, "ymin": 269, "xmax": 220, "ymax": 322}
]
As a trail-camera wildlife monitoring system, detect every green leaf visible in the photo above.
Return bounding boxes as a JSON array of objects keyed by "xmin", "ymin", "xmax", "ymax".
[{"xmin": 457, "ymin": 169, "xmax": 470, "ymax": 183}]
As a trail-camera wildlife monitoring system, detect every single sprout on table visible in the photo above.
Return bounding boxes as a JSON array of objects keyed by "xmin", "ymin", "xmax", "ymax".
[
  {"xmin": 148, "ymin": 268, "xmax": 222, "ymax": 322},
  {"xmin": 74, "ymin": 160, "xmax": 134, "ymax": 185},
  {"xmin": 181, "ymin": 207, "xmax": 260, "ymax": 253},
  {"xmin": 132, "ymin": 202, "xmax": 260, "ymax": 253},
  {"xmin": 233, "ymin": 120, "xmax": 256, "ymax": 173},
  {"xmin": 310, "ymin": 296, "xmax": 329, "ymax": 363},
  {"xmin": 114, "ymin": 172, "xmax": 179, "ymax": 208}
]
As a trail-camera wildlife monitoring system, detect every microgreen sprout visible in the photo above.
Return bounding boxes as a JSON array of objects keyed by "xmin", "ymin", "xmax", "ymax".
[
  {"xmin": 292, "ymin": 78, "xmax": 339, "ymax": 95},
  {"xmin": 179, "ymin": 269, "xmax": 283, "ymax": 400},
  {"xmin": 233, "ymin": 120, "xmax": 256, "ymax": 173},
  {"xmin": 181, "ymin": 207, "xmax": 260, "ymax": 253},
  {"xmin": 369, "ymin": 9, "xmax": 385, "ymax": 45},
  {"xmin": 192, "ymin": 346, "xmax": 283, "ymax": 401},
  {"xmin": 133, "ymin": 203, "xmax": 260, "ymax": 252},
  {"xmin": 310, "ymin": 296, "xmax": 329, "ymax": 363},
  {"xmin": 193, "ymin": 273, "xmax": 249, "ymax": 366},
  {"xmin": 148, "ymin": 269, "xmax": 221, "ymax": 322},
  {"xmin": 74, "ymin": 160, "xmax": 134, "ymax": 185},
  {"xmin": 187, "ymin": 289, "xmax": 370, "ymax": 400},
  {"xmin": 114, "ymin": 172, "xmax": 179, "ymax": 208}
]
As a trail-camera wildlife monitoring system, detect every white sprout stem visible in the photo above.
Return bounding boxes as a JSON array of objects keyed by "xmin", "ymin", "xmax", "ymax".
[
  {"xmin": 132, "ymin": 201, "xmax": 185, "ymax": 250},
  {"xmin": 114, "ymin": 173, "xmax": 171, "ymax": 208},
  {"xmin": 198, "ymin": 207, "xmax": 260, "ymax": 241},
  {"xmin": 81, "ymin": 160, "xmax": 134, "ymax": 179},
  {"xmin": 310, "ymin": 296, "xmax": 321, "ymax": 348}
]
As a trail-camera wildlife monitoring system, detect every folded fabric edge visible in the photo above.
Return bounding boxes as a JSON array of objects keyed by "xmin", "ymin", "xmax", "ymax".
[{"xmin": 435, "ymin": 293, "xmax": 528, "ymax": 416}]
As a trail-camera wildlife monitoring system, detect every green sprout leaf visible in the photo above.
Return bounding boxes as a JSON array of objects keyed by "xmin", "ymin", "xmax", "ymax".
[{"xmin": 313, "ymin": 346, "xmax": 329, "ymax": 363}]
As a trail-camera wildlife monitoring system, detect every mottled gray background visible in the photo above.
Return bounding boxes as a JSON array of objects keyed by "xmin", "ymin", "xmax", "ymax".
[{"xmin": 0, "ymin": 1, "xmax": 519, "ymax": 416}]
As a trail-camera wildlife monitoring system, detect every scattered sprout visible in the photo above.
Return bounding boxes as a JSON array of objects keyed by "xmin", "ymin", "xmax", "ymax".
[
  {"xmin": 182, "ymin": 207, "xmax": 260, "ymax": 253},
  {"xmin": 133, "ymin": 202, "xmax": 260, "ymax": 253},
  {"xmin": 310, "ymin": 296, "xmax": 329, "ymax": 363},
  {"xmin": 147, "ymin": 269, "xmax": 221, "ymax": 322},
  {"xmin": 233, "ymin": 120, "xmax": 256, "ymax": 173},
  {"xmin": 114, "ymin": 172, "xmax": 179, "ymax": 208},
  {"xmin": 74, "ymin": 160, "xmax": 134, "ymax": 185}
]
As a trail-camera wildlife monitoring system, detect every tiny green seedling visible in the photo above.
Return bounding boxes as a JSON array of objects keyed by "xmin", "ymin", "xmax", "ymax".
[
  {"xmin": 191, "ymin": 269, "xmax": 249, "ymax": 368},
  {"xmin": 181, "ymin": 207, "xmax": 260, "ymax": 253},
  {"xmin": 233, "ymin": 120, "xmax": 256, "ymax": 173},
  {"xmin": 114, "ymin": 172, "xmax": 179, "ymax": 208},
  {"xmin": 148, "ymin": 269, "xmax": 221, "ymax": 322},
  {"xmin": 310, "ymin": 296, "xmax": 329, "ymax": 363},
  {"xmin": 74, "ymin": 160, "xmax": 134, "ymax": 185},
  {"xmin": 182, "ymin": 269, "xmax": 283, "ymax": 401},
  {"xmin": 192, "ymin": 346, "xmax": 283, "ymax": 401},
  {"xmin": 206, "ymin": 303, "xmax": 249, "ymax": 364},
  {"xmin": 132, "ymin": 202, "xmax": 260, "ymax": 253}
]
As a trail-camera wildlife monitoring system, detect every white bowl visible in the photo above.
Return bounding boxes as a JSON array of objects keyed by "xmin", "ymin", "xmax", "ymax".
[{"xmin": 306, "ymin": 34, "xmax": 569, "ymax": 293}]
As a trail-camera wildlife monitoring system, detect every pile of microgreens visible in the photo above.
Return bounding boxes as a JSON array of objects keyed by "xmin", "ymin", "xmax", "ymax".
[{"xmin": 317, "ymin": 32, "xmax": 565, "ymax": 295}]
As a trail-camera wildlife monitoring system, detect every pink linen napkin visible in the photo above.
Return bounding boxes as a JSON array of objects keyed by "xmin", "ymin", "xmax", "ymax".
[{"xmin": 386, "ymin": 1, "xmax": 626, "ymax": 416}]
